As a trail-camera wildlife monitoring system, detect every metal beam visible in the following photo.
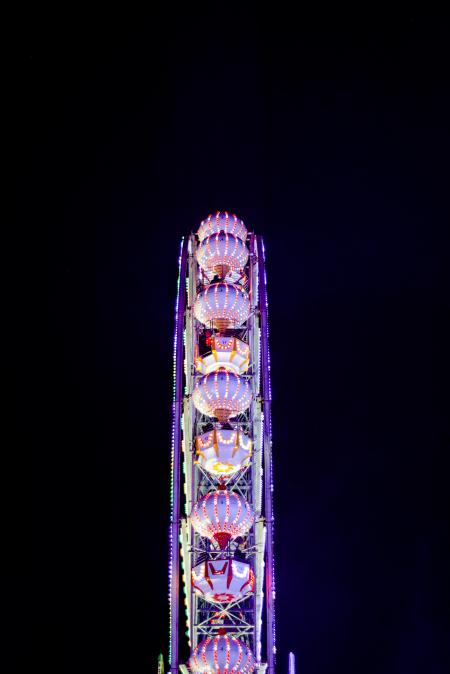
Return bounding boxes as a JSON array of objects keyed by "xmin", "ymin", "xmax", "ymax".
[
  {"xmin": 257, "ymin": 235, "xmax": 276, "ymax": 674},
  {"xmin": 169, "ymin": 237, "xmax": 189, "ymax": 674}
]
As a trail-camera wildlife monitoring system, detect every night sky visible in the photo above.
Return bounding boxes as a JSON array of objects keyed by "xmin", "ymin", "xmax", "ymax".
[{"xmin": 8, "ymin": 7, "xmax": 449, "ymax": 674}]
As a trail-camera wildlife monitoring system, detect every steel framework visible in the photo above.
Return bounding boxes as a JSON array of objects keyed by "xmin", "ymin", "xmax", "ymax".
[{"xmin": 168, "ymin": 225, "xmax": 276, "ymax": 674}]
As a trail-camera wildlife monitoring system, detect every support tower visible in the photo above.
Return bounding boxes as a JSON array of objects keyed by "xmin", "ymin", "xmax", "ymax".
[{"xmin": 169, "ymin": 213, "xmax": 276, "ymax": 674}]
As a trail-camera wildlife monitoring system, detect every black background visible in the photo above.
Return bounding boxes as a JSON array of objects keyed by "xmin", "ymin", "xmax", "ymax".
[{"xmin": 6, "ymin": 6, "xmax": 449, "ymax": 674}]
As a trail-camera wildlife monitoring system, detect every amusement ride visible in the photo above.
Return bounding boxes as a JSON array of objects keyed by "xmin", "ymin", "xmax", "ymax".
[{"xmin": 168, "ymin": 212, "xmax": 286, "ymax": 674}]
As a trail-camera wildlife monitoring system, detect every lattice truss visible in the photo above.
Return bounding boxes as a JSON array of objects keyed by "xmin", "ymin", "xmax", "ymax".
[{"xmin": 169, "ymin": 222, "xmax": 275, "ymax": 674}]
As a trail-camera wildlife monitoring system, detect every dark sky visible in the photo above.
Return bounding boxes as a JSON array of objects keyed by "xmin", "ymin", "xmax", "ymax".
[{"xmin": 7, "ymin": 6, "xmax": 449, "ymax": 674}]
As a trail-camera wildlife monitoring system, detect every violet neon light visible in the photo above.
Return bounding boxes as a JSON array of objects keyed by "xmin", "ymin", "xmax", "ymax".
[
  {"xmin": 169, "ymin": 237, "xmax": 188, "ymax": 673},
  {"xmin": 257, "ymin": 235, "xmax": 277, "ymax": 672}
]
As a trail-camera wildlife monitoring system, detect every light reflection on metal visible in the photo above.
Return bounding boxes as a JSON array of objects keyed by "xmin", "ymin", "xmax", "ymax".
[
  {"xmin": 192, "ymin": 558, "xmax": 254, "ymax": 604},
  {"xmin": 195, "ymin": 336, "xmax": 250, "ymax": 375},
  {"xmin": 195, "ymin": 429, "xmax": 252, "ymax": 477},
  {"xmin": 289, "ymin": 652, "xmax": 296, "ymax": 674}
]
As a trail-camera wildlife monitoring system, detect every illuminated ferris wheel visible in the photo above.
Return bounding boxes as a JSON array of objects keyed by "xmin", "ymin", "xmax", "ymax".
[{"xmin": 168, "ymin": 213, "xmax": 276, "ymax": 674}]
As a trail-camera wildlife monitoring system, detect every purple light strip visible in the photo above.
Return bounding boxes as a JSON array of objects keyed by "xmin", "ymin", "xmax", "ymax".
[
  {"xmin": 169, "ymin": 236, "xmax": 189, "ymax": 674},
  {"xmin": 257, "ymin": 234, "xmax": 276, "ymax": 674}
]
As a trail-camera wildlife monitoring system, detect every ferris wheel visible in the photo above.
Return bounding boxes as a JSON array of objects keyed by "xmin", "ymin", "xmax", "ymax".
[{"xmin": 168, "ymin": 213, "xmax": 276, "ymax": 674}]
